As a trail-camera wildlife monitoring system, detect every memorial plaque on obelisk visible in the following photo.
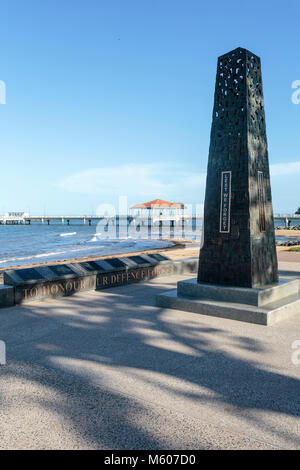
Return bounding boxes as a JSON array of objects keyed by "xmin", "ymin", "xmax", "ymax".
[{"xmin": 198, "ymin": 47, "xmax": 278, "ymax": 288}]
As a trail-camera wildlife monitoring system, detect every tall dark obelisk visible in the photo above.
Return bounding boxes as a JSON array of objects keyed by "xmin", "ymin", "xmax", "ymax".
[
  {"xmin": 198, "ymin": 47, "xmax": 278, "ymax": 288},
  {"xmin": 157, "ymin": 48, "xmax": 300, "ymax": 325}
]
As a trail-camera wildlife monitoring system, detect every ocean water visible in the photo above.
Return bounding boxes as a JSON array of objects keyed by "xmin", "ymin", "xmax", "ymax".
[
  {"xmin": 0, "ymin": 223, "xmax": 199, "ymax": 268},
  {"xmin": 0, "ymin": 221, "xmax": 297, "ymax": 269}
]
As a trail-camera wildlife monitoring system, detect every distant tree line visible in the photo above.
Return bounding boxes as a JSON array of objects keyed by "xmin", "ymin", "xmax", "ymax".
[{"xmin": 296, "ymin": 207, "xmax": 300, "ymax": 214}]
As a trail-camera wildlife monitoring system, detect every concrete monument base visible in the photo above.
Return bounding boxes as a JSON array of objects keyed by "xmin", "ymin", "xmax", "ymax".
[{"xmin": 156, "ymin": 278, "xmax": 300, "ymax": 326}]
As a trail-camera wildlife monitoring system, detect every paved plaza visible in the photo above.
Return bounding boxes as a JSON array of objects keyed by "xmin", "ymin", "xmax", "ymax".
[{"xmin": 0, "ymin": 260, "xmax": 299, "ymax": 450}]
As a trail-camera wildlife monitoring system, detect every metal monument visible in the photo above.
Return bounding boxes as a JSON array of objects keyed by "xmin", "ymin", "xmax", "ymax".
[
  {"xmin": 156, "ymin": 48, "xmax": 300, "ymax": 325},
  {"xmin": 198, "ymin": 47, "xmax": 278, "ymax": 288}
]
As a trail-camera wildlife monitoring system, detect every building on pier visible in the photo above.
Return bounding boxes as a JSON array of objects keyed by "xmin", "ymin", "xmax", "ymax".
[
  {"xmin": 0, "ymin": 212, "xmax": 29, "ymax": 224},
  {"xmin": 129, "ymin": 199, "xmax": 185, "ymax": 226}
]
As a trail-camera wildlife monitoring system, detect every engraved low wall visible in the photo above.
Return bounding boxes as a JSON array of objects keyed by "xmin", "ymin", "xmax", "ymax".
[{"xmin": 1, "ymin": 254, "xmax": 198, "ymax": 306}]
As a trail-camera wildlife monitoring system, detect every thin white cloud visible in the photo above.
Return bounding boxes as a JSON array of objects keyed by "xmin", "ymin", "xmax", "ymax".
[
  {"xmin": 58, "ymin": 163, "xmax": 207, "ymax": 202},
  {"xmin": 57, "ymin": 160, "xmax": 300, "ymax": 212},
  {"xmin": 270, "ymin": 161, "xmax": 300, "ymax": 177}
]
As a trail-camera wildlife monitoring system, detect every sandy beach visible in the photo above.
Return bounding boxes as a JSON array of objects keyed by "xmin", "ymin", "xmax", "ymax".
[{"xmin": 275, "ymin": 229, "xmax": 300, "ymax": 237}]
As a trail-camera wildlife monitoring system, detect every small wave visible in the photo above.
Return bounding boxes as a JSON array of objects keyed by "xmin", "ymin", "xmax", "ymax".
[
  {"xmin": 0, "ymin": 244, "xmax": 105, "ymax": 265},
  {"xmin": 0, "ymin": 238, "xmax": 175, "ymax": 267},
  {"xmin": 89, "ymin": 233, "xmax": 102, "ymax": 242},
  {"xmin": 59, "ymin": 232, "xmax": 77, "ymax": 237}
]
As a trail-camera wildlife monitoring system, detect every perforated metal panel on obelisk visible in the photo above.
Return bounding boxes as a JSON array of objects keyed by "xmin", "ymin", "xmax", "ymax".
[{"xmin": 198, "ymin": 47, "xmax": 278, "ymax": 288}]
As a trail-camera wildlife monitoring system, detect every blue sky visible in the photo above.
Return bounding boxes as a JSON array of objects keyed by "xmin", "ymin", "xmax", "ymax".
[{"xmin": 0, "ymin": 0, "xmax": 299, "ymax": 215}]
